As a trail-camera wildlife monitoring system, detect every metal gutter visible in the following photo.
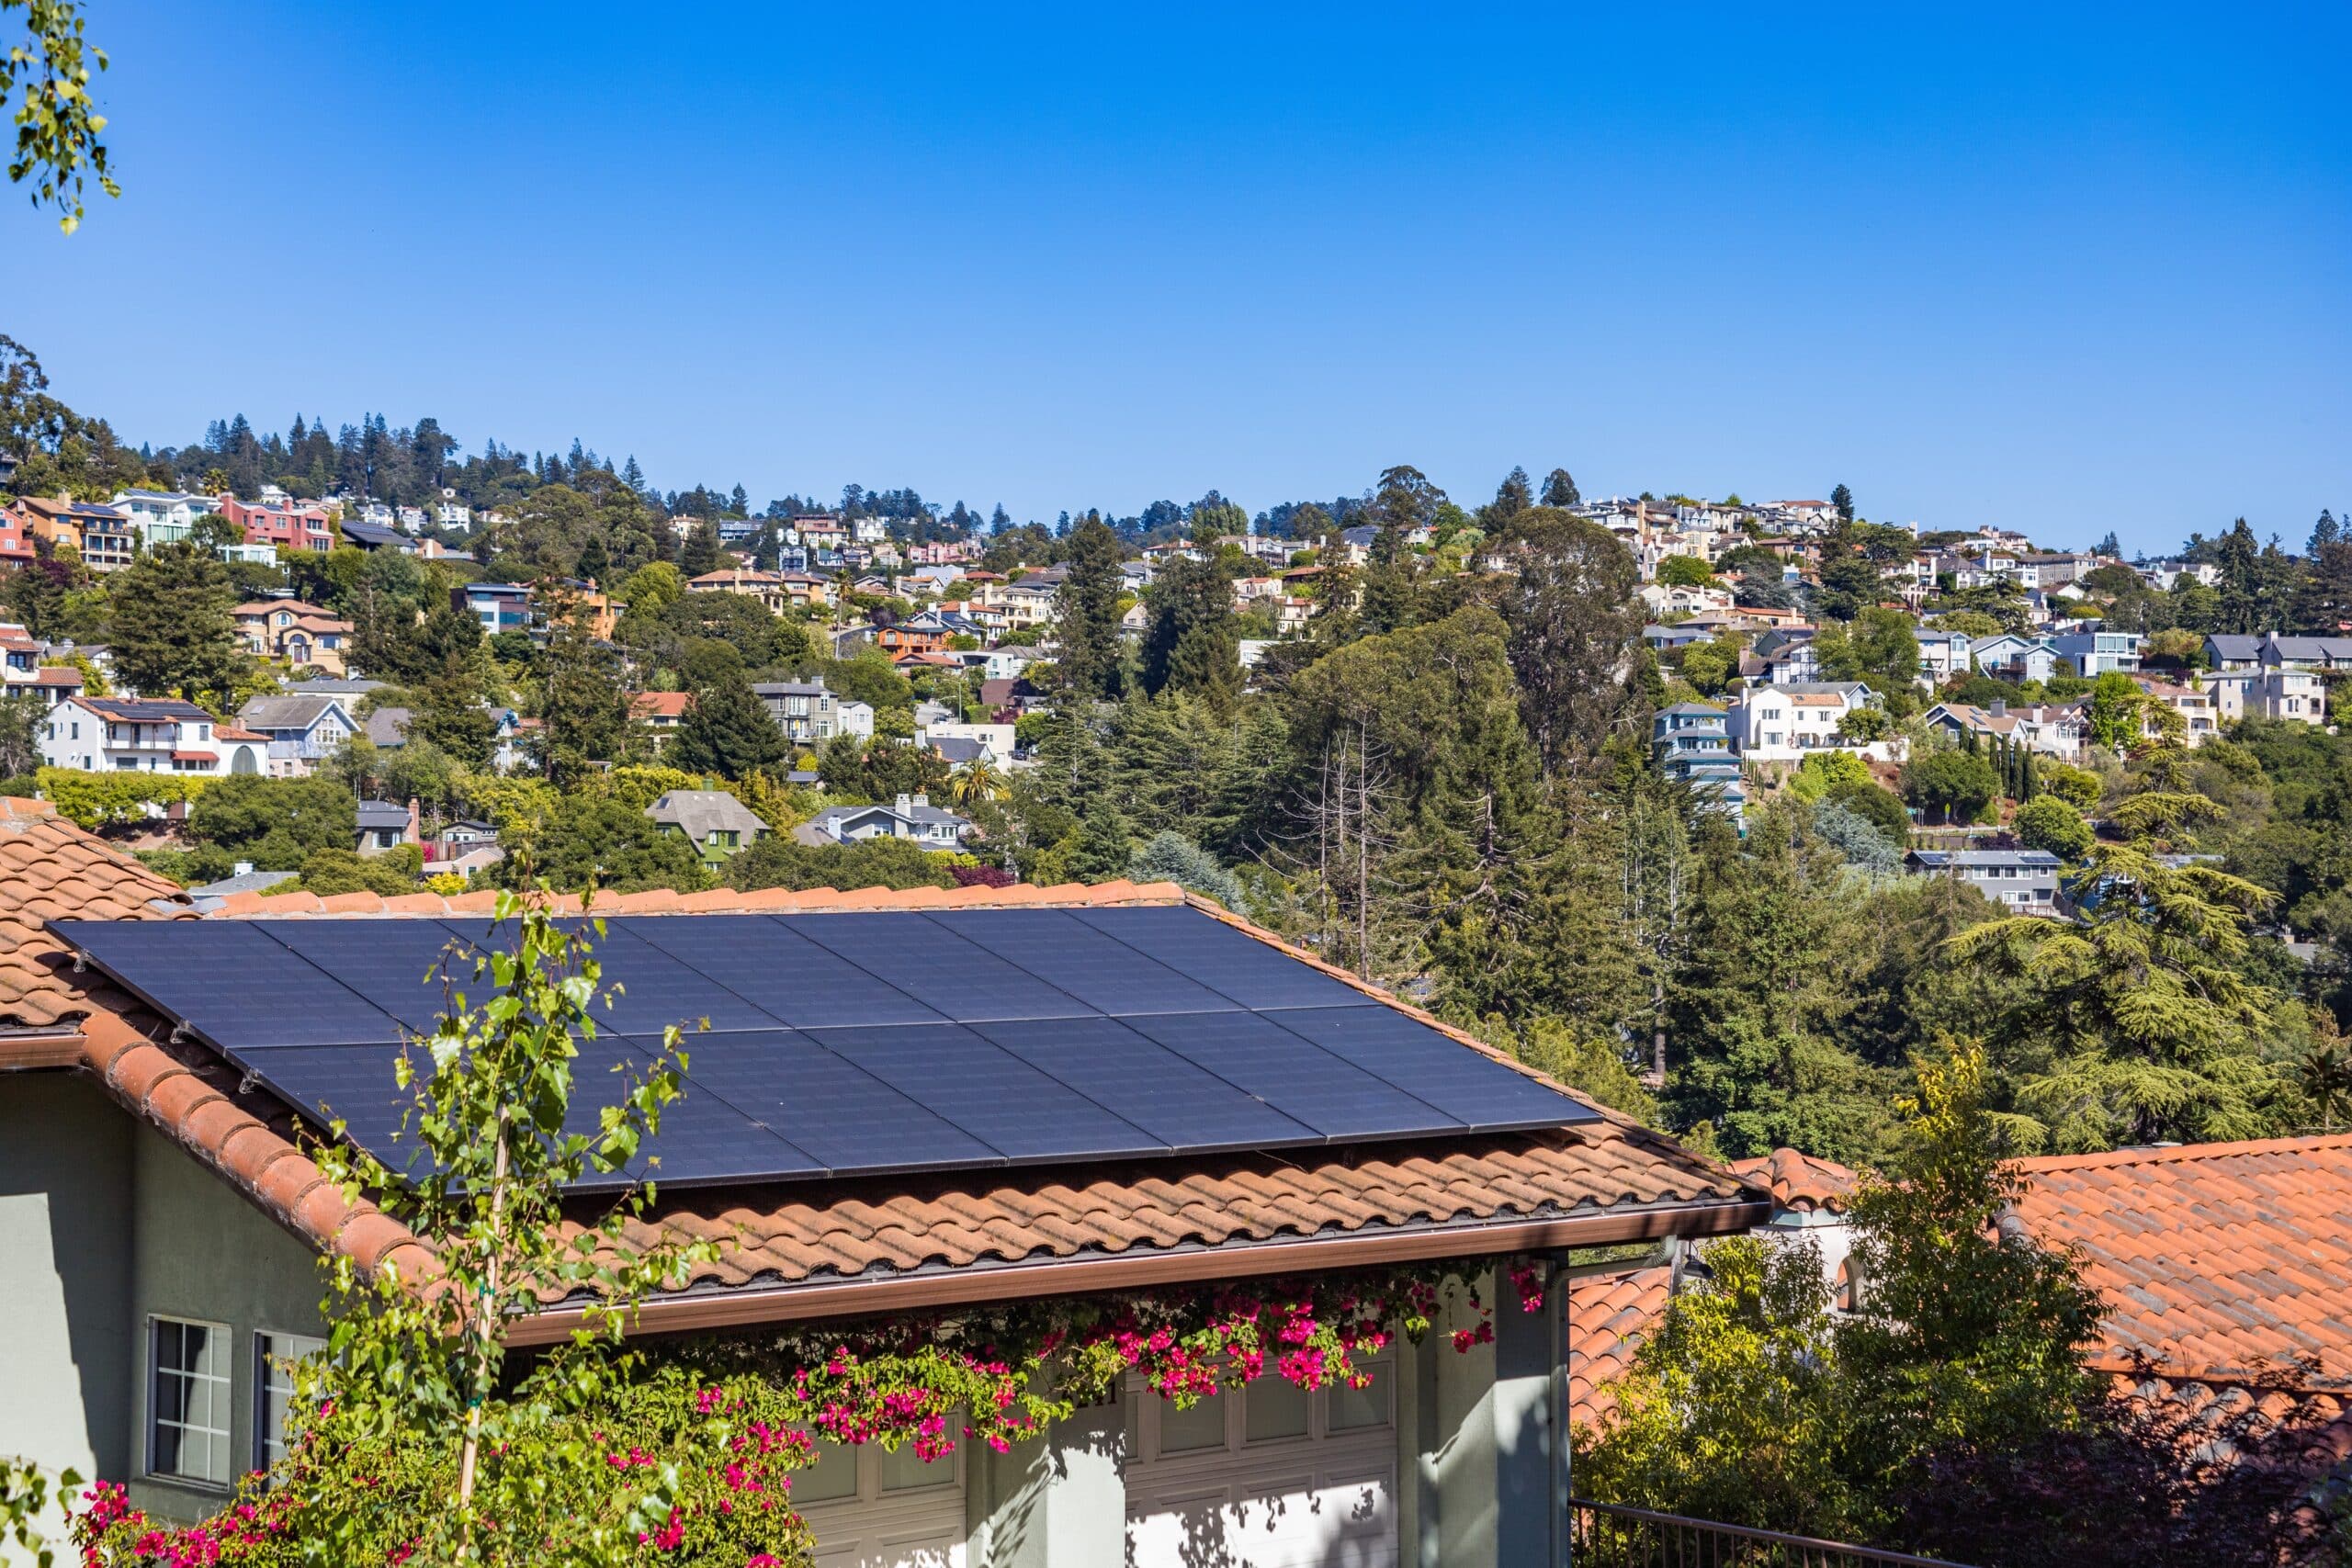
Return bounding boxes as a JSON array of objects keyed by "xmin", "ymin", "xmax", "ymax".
[{"xmin": 503, "ymin": 1195, "xmax": 1771, "ymax": 1346}]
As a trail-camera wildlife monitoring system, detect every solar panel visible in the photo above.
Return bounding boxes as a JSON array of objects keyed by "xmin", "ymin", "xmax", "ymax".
[
  {"xmin": 928, "ymin": 909, "xmax": 1239, "ymax": 1017},
  {"xmin": 53, "ymin": 920, "xmax": 403, "ymax": 1049},
  {"xmin": 784, "ymin": 914, "xmax": 1099, "ymax": 1023},
  {"xmin": 805, "ymin": 1023, "xmax": 1170, "ymax": 1164},
  {"xmin": 616, "ymin": 916, "xmax": 950, "ymax": 1030},
  {"xmin": 665, "ymin": 1030, "xmax": 999, "ymax": 1174},
  {"xmin": 51, "ymin": 902, "xmax": 1600, "ymax": 1190},
  {"xmin": 1070, "ymin": 906, "xmax": 1382, "ymax": 1011},
  {"xmin": 1264, "ymin": 1007, "xmax": 1587, "ymax": 1130},
  {"xmin": 1120, "ymin": 1010, "xmax": 1454, "ymax": 1141},
  {"xmin": 255, "ymin": 919, "xmax": 484, "ymax": 1035},
  {"xmin": 968, "ymin": 1015, "xmax": 1319, "ymax": 1150}
]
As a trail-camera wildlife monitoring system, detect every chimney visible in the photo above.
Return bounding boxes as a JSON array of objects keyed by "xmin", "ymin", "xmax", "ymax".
[
  {"xmin": 913, "ymin": 793, "xmax": 930, "ymax": 810},
  {"xmin": 406, "ymin": 795, "xmax": 422, "ymax": 843},
  {"xmin": 896, "ymin": 793, "xmax": 913, "ymax": 816},
  {"xmin": 1989, "ymin": 700, "xmax": 2007, "ymax": 717}
]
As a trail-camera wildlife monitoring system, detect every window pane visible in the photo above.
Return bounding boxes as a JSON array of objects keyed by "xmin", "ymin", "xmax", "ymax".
[
  {"xmin": 255, "ymin": 1333, "xmax": 327, "ymax": 1471},
  {"xmin": 793, "ymin": 1438, "xmax": 858, "ymax": 1503},
  {"xmin": 879, "ymin": 1436, "xmax": 954, "ymax": 1494},
  {"xmin": 1329, "ymin": 1365, "xmax": 1392, "ymax": 1432},
  {"xmin": 1159, "ymin": 1393, "xmax": 1227, "ymax": 1454},
  {"xmin": 151, "ymin": 1318, "xmax": 232, "ymax": 1485},
  {"xmin": 1244, "ymin": 1376, "xmax": 1309, "ymax": 1443}
]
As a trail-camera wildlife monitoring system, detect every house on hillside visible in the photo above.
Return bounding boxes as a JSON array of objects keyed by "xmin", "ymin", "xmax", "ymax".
[
  {"xmin": 1724, "ymin": 682, "xmax": 1892, "ymax": 764},
  {"xmin": 796, "ymin": 792, "xmax": 973, "ymax": 849},
  {"xmin": 2047, "ymin": 627, "xmax": 2142, "ymax": 677},
  {"xmin": 1967, "ymin": 633, "xmax": 2059, "ymax": 685},
  {"xmin": 1653, "ymin": 703, "xmax": 1746, "ymax": 825},
  {"xmin": 0, "ymin": 829, "xmax": 1773, "ymax": 1564},
  {"xmin": 644, "ymin": 788, "xmax": 770, "ymax": 867},
  {"xmin": 2206, "ymin": 667, "xmax": 2326, "ymax": 727},
  {"xmin": 1904, "ymin": 848, "xmax": 2064, "ymax": 913},
  {"xmin": 752, "ymin": 682, "xmax": 873, "ymax": 745},
  {"xmin": 1919, "ymin": 699, "xmax": 2086, "ymax": 760},
  {"xmin": 40, "ymin": 696, "xmax": 266, "ymax": 778},
  {"xmin": 355, "ymin": 799, "xmax": 419, "ymax": 858},
  {"xmin": 232, "ymin": 694, "xmax": 356, "ymax": 778},
  {"xmin": 2207, "ymin": 632, "xmax": 2352, "ymax": 674},
  {"xmin": 629, "ymin": 691, "xmax": 692, "ymax": 752}
]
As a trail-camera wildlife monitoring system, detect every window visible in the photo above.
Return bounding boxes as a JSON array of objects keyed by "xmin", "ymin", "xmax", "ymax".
[
  {"xmin": 253, "ymin": 1332, "xmax": 325, "ymax": 1470},
  {"xmin": 149, "ymin": 1317, "xmax": 232, "ymax": 1485}
]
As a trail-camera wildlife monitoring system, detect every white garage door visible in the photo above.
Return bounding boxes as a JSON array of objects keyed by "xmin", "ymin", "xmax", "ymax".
[
  {"xmin": 796, "ymin": 1435, "xmax": 967, "ymax": 1568},
  {"xmin": 1126, "ymin": 1366, "xmax": 1397, "ymax": 1568}
]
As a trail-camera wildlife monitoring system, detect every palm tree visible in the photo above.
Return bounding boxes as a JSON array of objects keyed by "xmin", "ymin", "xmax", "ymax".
[{"xmin": 951, "ymin": 758, "xmax": 1007, "ymax": 809}]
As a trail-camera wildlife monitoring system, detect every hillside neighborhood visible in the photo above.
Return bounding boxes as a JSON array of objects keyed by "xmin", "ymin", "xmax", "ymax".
[{"xmin": 6, "ymin": 423, "xmax": 2351, "ymax": 1567}]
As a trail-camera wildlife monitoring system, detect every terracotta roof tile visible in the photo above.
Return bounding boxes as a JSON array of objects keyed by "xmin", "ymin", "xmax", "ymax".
[
  {"xmin": 2013, "ymin": 1135, "xmax": 2352, "ymax": 1392},
  {"xmin": 1567, "ymin": 1265, "xmax": 1674, "ymax": 1430},
  {"xmin": 1725, "ymin": 1147, "xmax": 1862, "ymax": 1213},
  {"xmin": 0, "ymin": 805, "xmax": 195, "ymax": 1029}
]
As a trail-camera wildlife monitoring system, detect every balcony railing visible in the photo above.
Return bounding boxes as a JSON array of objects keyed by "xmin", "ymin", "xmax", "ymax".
[{"xmin": 1568, "ymin": 1499, "xmax": 1970, "ymax": 1568}]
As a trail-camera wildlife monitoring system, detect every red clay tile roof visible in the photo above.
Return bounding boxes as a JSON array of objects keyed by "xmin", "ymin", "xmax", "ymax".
[
  {"xmin": 17, "ymin": 830, "xmax": 1764, "ymax": 1325},
  {"xmin": 2012, "ymin": 1136, "xmax": 2352, "ymax": 1393},
  {"xmin": 1567, "ymin": 1265, "xmax": 1674, "ymax": 1431},
  {"xmin": 0, "ymin": 798, "xmax": 194, "ymax": 1030},
  {"xmin": 1726, "ymin": 1147, "xmax": 1862, "ymax": 1213}
]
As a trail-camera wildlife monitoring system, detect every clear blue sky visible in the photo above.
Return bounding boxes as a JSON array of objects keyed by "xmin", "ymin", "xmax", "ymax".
[{"xmin": 5, "ymin": 2, "xmax": 2346, "ymax": 553}]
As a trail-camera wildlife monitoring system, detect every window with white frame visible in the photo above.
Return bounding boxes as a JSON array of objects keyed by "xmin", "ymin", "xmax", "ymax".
[
  {"xmin": 253, "ymin": 1331, "xmax": 327, "ymax": 1471},
  {"xmin": 149, "ymin": 1316, "xmax": 232, "ymax": 1485}
]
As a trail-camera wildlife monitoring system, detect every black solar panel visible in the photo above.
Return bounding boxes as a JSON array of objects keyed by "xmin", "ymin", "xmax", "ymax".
[
  {"xmin": 255, "ymin": 919, "xmax": 484, "ymax": 1035},
  {"xmin": 1265, "ymin": 1007, "xmax": 1580, "ymax": 1130},
  {"xmin": 968, "ymin": 1015, "xmax": 1319, "ymax": 1150},
  {"xmin": 785, "ymin": 914, "xmax": 1098, "ymax": 1022},
  {"xmin": 657, "ymin": 1029, "xmax": 997, "ymax": 1174},
  {"xmin": 51, "ymin": 902, "xmax": 1599, "ymax": 1190},
  {"xmin": 55, "ymin": 920, "xmax": 402, "ymax": 1049},
  {"xmin": 616, "ymin": 916, "xmax": 950, "ymax": 1029},
  {"xmin": 930, "ymin": 909, "xmax": 1238, "ymax": 1017},
  {"xmin": 1070, "ymin": 906, "xmax": 1382, "ymax": 1011},
  {"xmin": 805, "ymin": 1022, "xmax": 1168, "ymax": 1164},
  {"xmin": 1119, "ymin": 1010, "xmax": 1455, "ymax": 1141}
]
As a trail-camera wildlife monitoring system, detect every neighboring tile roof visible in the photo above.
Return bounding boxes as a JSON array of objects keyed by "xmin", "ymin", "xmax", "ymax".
[
  {"xmin": 2011, "ymin": 1136, "xmax": 2352, "ymax": 1392},
  {"xmin": 1725, "ymin": 1147, "xmax": 1861, "ymax": 1213},
  {"xmin": 0, "ymin": 797, "xmax": 193, "ymax": 1030},
  {"xmin": 1567, "ymin": 1265, "xmax": 1673, "ymax": 1431},
  {"xmin": 630, "ymin": 692, "xmax": 693, "ymax": 720}
]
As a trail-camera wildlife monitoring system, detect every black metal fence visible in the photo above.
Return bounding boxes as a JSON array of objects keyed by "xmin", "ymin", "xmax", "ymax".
[{"xmin": 1568, "ymin": 1498, "xmax": 1972, "ymax": 1568}]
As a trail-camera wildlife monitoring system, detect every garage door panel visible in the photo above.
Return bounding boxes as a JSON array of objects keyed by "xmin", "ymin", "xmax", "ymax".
[{"xmin": 1128, "ymin": 1456, "xmax": 1396, "ymax": 1568}]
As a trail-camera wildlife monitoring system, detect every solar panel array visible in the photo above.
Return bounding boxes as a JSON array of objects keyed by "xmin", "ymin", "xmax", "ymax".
[{"xmin": 53, "ymin": 906, "xmax": 1594, "ymax": 1189}]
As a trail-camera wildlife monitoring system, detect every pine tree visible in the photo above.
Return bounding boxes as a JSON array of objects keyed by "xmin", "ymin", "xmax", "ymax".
[
  {"xmin": 1540, "ymin": 468, "xmax": 1579, "ymax": 508},
  {"xmin": 671, "ymin": 670, "xmax": 788, "ymax": 780},
  {"xmin": 1051, "ymin": 515, "xmax": 1125, "ymax": 701},
  {"xmin": 621, "ymin": 455, "xmax": 646, "ymax": 493},
  {"xmin": 1357, "ymin": 520, "xmax": 1416, "ymax": 636},
  {"xmin": 729, "ymin": 483, "xmax": 750, "ymax": 517},
  {"xmin": 679, "ymin": 520, "xmax": 722, "ymax": 577},
  {"xmin": 1140, "ymin": 552, "xmax": 1239, "ymax": 703},
  {"xmin": 2308, "ymin": 509, "xmax": 2339, "ymax": 556},
  {"xmin": 575, "ymin": 532, "xmax": 609, "ymax": 587},
  {"xmin": 1831, "ymin": 483, "xmax": 1855, "ymax": 522},
  {"xmin": 108, "ymin": 541, "xmax": 245, "ymax": 710},
  {"xmin": 1490, "ymin": 466, "xmax": 1533, "ymax": 523},
  {"xmin": 533, "ymin": 586, "xmax": 629, "ymax": 788}
]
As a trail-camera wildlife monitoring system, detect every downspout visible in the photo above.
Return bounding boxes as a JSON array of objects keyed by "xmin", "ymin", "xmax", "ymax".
[{"xmin": 1548, "ymin": 1255, "xmax": 1571, "ymax": 1568}]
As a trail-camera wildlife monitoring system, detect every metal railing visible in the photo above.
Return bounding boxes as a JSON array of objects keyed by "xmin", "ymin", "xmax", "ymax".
[{"xmin": 1568, "ymin": 1499, "xmax": 1971, "ymax": 1568}]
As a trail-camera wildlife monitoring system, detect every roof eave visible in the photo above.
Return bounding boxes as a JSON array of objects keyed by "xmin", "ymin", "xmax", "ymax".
[{"xmin": 503, "ymin": 1193, "xmax": 1773, "ymax": 1346}]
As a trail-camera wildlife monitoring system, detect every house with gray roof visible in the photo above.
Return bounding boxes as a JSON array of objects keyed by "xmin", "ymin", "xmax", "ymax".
[
  {"xmin": 796, "ymin": 793, "xmax": 973, "ymax": 850},
  {"xmin": 233, "ymin": 693, "xmax": 356, "ymax": 777},
  {"xmin": 645, "ymin": 789, "xmax": 771, "ymax": 867},
  {"xmin": 1905, "ymin": 848, "xmax": 2064, "ymax": 914}
]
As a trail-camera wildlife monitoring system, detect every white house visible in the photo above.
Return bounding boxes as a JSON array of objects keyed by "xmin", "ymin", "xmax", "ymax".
[
  {"xmin": 40, "ymin": 695, "xmax": 266, "ymax": 777},
  {"xmin": 2206, "ymin": 667, "xmax": 2326, "ymax": 727},
  {"xmin": 232, "ymin": 693, "xmax": 358, "ymax": 778},
  {"xmin": 1725, "ymin": 682, "xmax": 1895, "ymax": 763}
]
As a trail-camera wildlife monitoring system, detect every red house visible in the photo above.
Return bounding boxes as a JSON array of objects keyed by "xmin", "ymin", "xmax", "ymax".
[{"xmin": 216, "ymin": 493, "xmax": 335, "ymax": 554}]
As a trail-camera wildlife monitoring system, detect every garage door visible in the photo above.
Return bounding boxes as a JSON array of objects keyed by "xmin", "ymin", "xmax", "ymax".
[
  {"xmin": 1126, "ymin": 1365, "xmax": 1397, "ymax": 1568},
  {"xmin": 795, "ymin": 1435, "xmax": 967, "ymax": 1568}
]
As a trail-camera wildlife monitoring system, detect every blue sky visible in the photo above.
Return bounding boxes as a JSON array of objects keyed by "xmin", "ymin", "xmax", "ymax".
[{"xmin": 4, "ymin": 3, "xmax": 2346, "ymax": 552}]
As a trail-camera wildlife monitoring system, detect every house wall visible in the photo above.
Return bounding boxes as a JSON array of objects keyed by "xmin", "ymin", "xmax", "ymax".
[{"xmin": 0, "ymin": 1072, "xmax": 322, "ymax": 1541}]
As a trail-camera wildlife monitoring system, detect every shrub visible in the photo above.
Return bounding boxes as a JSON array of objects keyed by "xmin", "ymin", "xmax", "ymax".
[
  {"xmin": 2038, "ymin": 760, "xmax": 2103, "ymax": 812},
  {"xmin": 2013, "ymin": 795, "xmax": 2094, "ymax": 859},
  {"xmin": 1128, "ymin": 830, "xmax": 1250, "ymax": 914}
]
